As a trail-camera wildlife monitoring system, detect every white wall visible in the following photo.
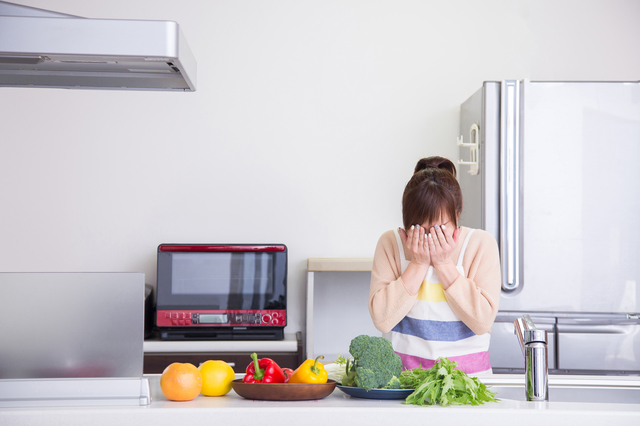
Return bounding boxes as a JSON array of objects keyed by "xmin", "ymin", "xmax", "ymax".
[{"xmin": 2, "ymin": 0, "xmax": 639, "ymax": 335}]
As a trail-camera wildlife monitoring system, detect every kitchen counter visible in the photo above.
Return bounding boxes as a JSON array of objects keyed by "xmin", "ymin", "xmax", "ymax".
[{"xmin": 2, "ymin": 375, "xmax": 639, "ymax": 426}]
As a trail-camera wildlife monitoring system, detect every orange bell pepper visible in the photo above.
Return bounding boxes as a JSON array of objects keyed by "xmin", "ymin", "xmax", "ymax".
[{"xmin": 288, "ymin": 355, "xmax": 328, "ymax": 384}]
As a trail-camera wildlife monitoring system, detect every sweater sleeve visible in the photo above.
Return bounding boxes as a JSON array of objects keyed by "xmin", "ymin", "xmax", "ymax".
[
  {"xmin": 443, "ymin": 229, "xmax": 502, "ymax": 335},
  {"xmin": 368, "ymin": 230, "xmax": 418, "ymax": 333}
]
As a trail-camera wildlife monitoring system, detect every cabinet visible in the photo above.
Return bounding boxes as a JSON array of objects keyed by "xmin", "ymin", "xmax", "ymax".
[{"xmin": 143, "ymin": 332, "xmax": 303, "ymax": 373}]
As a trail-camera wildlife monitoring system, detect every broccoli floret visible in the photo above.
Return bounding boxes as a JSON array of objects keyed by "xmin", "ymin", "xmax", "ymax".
[
  {"xmin": 384, "ymin": 375, "xmax": 402, "ymax": 389},
  {"xmin": 347, "ymin": 334, "xmax": 403, "ymax": 391}
]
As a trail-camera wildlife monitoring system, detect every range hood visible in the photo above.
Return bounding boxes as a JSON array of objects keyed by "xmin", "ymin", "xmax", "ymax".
[{"xmin": 0, "ymin": 1, "xmax": 196, "ymax": 91}]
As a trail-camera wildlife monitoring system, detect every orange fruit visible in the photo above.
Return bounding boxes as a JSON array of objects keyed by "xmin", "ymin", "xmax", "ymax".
[
  {"xmin": 160, "ymin": 362, "xmax": 202, "ymax": 401},
  {"xmin": 199, "ymin": 360, "xmax": 235, "ymax": 396}
]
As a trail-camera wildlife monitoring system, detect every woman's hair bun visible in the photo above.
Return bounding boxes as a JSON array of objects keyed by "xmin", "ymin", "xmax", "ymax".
[{"xmin": 414, "ymin": 156, "xmax": 457, "ymax": 178}]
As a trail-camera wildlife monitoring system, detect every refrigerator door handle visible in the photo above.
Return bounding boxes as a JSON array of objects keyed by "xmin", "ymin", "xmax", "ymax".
[
  {"xmin": 557, "ymin": 324, "xmax": 633, "ymax": 334},
  {"xmin": 500, "ymin": 80, "xmax": 521, "ymax": 292}
]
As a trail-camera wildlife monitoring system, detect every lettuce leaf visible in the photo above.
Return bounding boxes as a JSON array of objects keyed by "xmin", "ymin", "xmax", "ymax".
[{"xmin": 400, "ymin": 358, "xmax": 499, "ymax": 407}]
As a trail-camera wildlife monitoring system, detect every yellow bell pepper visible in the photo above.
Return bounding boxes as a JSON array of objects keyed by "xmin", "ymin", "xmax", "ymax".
[{"xmin": 288, "ymin": 355, "xmax": 328, "ymax": 384}]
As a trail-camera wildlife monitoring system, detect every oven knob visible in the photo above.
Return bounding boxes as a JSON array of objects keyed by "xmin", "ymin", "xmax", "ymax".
[
  {"xmin": 272, "ymin": 319, "xmax": 279, "ymax": 325},
  {"xmin": 272, "ymin": 313, "xmax": 278, "ymax": 318},
  {"xmin": 262, "ymin": 314, "xmax": 271, "ymax": 323}
]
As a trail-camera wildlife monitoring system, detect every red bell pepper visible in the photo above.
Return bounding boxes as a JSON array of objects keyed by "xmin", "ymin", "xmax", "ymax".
[
  {"xmin": 282, "ymin": 368, "xmax": 294, "ymax": 383},
  {"xmin": 242, "ymin": 352, "xmax": 286, "ymax": 383}
]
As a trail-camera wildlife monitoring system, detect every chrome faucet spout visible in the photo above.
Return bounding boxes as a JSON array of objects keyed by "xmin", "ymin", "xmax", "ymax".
[{"xmin": 514, "ymin": 315, "xmax": 549, "ymax": 401}]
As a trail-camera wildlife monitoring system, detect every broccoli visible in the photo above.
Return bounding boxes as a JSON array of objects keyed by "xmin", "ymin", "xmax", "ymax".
[
  {"xmin": 384, "ymin": 375, "xmax": 402, "ymax": 389},
  {"xmin": 341, "ymin": 334, "xmax": 403, "ymax": 391}
]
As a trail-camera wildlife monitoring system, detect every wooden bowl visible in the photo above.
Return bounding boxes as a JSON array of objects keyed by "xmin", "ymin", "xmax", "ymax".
[{"xmin": 231, "ymin": 379, "xmax": 337, "ymax": 401}]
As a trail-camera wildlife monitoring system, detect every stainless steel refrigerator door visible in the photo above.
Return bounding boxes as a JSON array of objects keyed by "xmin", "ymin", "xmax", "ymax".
[
  {"xmin": 498, "ymin": 81, "xmax": 640, "ymax": 313},
  {"xmin": 556, "ymin": 316, "xmax": 640, "ymax": 373},
  {"xmin": 0, "ymin": 273, "xmax": 145, "ymax": 379},
  {"xmin": 458, "ymin": 82, "xmax": 500, "ymax": 239}
]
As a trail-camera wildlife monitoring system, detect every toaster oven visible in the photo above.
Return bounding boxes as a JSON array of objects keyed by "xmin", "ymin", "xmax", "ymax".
[{"xmin": 155, "ymin": 244, "xmax": 287, "ymax": 340}]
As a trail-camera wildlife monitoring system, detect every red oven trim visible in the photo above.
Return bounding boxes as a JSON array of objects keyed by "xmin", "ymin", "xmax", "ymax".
[
  {"xmin": 156, "ymin": 309, "xmax": 287, "ymax": 327},
  {"xmin": 158, "ymin": 244, "xmax": 286, "ymax": 252}
]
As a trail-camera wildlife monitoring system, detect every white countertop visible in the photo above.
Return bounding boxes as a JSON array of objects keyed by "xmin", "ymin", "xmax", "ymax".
[
  {"xmin": 1, "ymin": 374, "xmax": 639, "ymax": 426},
  {"xmin": 143, "ymin": 333, "xmax": 298, "ymax": 353}
]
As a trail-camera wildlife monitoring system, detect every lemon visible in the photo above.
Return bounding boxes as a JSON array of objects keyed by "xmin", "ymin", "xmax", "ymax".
[{"xmin": 198, "ymin": 360, "xmax": 235, "ymax": 396}]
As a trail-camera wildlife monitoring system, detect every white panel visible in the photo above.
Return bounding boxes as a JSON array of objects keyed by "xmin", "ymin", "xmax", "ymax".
[
  {"xmin": 309, "ymin": 271, "xmax": 379, "ymax": 361},
  {"xmin": 0, "ymin": 273, "xmax": 145, "ymax": 379}
]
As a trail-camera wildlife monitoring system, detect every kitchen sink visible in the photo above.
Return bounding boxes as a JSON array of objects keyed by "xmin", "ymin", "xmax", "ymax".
[
  {"xmin": 489, "ymin": 384, "xmax": 640, "ymax": 404},
  {"xmin": 481, "ymin": 374, "xmax": 640, "ymax": 404}
]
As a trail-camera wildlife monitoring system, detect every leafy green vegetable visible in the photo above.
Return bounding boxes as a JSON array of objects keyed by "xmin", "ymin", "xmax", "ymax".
[
  {"xmin": 324, "ymin": 355, "xmax": 350, "ymax": 383},
  {"xmin": 323, "ymin": 363, "xmax": 344, "ymax": 383},
  {"xmin": 334, "ymin": 354, "xmax": 348, "ymax": 366},
  {"xmin": 400, "ymin": 358, "xmax": 499, "ymax": 406}
]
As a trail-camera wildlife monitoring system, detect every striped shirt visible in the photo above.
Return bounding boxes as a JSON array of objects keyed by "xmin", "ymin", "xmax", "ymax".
[{"xmin": 381, "ymin": 229, "xmax": 492, "ymax": 375}]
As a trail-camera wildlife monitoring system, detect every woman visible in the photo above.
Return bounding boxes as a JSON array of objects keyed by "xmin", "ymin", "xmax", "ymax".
[{"xmin": 369, "ymin": 156, "xmax": 501, "ymax": 375}]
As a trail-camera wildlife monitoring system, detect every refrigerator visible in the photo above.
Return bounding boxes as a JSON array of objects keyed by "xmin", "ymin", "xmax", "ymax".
[{"xmin": 458, "ymin": 80, "xmax": 640, "ymax": 375}]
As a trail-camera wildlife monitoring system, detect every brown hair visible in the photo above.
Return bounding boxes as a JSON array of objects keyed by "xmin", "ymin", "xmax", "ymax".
[{"xmin": 402, "ymin": 156, "xmax": 463, "ymax": 231}]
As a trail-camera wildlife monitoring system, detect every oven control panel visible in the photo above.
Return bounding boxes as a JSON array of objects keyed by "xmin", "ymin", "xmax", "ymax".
[{"xmin": 156, "ymin": 310, "xmax": 286, "ymax": 327}]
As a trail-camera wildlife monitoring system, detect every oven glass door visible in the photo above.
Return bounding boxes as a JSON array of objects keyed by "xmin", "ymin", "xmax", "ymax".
[{"xmin": 157, "ymin": 249, "xmax": 286, "ymax": 310}]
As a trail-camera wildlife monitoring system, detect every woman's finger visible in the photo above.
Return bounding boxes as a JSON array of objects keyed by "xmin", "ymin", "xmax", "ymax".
[
  {"xmin": 399, "ymin": 227, "xmax": 408, "ymax": 244},
  {"xmin": 452, "ymin": 226, "xmax": 460, "ymax": 244},
  {"xmin": 406, "ymin": 225, "xmax": 414, "ymax": 247},
  {"xmin": 435, "ymin": 225, "xmax": 448, "ymax": 246},
  {"xmin": 428, "ymin": 228, "xmax": 439, "ymax": 249},
  {"xmin": 410, "ymin": 225, "xmax": 419, "ymax": 250},
  {"xmin": 427, "ymin": 232, "xmax": 436, "ymax": 250},
  {"xmin": 418, "ymin": 226, "xmax": 426, "ymax": 251}
]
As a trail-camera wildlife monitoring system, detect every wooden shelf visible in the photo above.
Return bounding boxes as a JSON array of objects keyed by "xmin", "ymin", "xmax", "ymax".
[{"xmin": 307, "ymin": 258, "xmax": 373, "ymax": 272}]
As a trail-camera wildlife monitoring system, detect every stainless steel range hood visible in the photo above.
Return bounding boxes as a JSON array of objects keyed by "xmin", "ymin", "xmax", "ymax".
[{"xmin": 0, "ymin": 1, "xmax": 196, "ymax": 91}]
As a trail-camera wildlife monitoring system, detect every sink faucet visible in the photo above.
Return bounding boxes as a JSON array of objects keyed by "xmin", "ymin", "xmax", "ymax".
[{"xmin": 514, "ymin": 315, "xmax": 549, "ymax": 401}]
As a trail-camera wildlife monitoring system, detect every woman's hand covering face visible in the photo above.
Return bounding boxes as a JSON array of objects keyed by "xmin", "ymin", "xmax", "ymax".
[
  {"xmin": 399, "ymin": 225, "xmax": 431, "ymax": 266},
  {"xmin": 428, "ymin": 224, "xmax": 460, "ymax": 266},
  {"xmin": 400, "ymin": 221, "xmax": 461, "ymax": 267}
]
